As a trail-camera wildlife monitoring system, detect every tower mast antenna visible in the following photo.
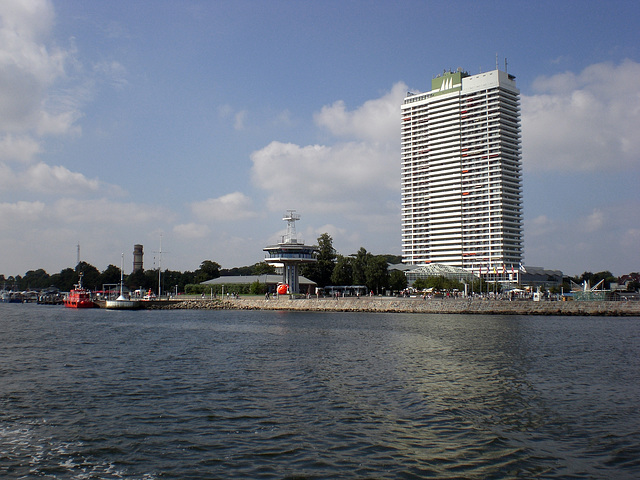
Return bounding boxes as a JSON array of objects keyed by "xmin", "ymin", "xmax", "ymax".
[
  {"xmin": 158, "ymin": 233, "xmax": 162, "ymax": 297},
  {"xmin": 153, "ymin": 233, "xmax": 170, "ymax": 298}
]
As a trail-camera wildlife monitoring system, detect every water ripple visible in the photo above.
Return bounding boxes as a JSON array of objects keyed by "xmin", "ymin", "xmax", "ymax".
[{"xmin": 1, "ymin": 306, "xmax": 639, "ymax": 478}]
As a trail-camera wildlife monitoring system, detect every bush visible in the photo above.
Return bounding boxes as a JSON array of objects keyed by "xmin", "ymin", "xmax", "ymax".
[
  {"xmin": 184, "ymin": 284, "xmax": 209, "ymax": 295},
  {"xmin": 250, "ymin": 281, "xmax": 268, "ymax": 295}
]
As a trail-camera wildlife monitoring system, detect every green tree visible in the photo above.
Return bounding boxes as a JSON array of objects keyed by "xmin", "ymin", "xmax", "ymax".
[
  {"xmin": 592, "ymin": 271, "xmax": 616, "ymax": 289},
  {"xmin": 331, "ymin": 255, "xmax": 353, "ymax": 285},
  {"xmin": 162, "ymin": 269, "xmax": 188, "ymax": 295},
  {"xmin": 144, "ymin": 269, "xmax": 159, "ymax": 294},
  {"xmin": 412, "ymin": 278, "xmax": 429, "ymax": 291},
  {"xmin": 578, "ymin": 270, "xmax": 616, "ymax": 289},
  {"xmin": 126, "ymin": 269, "xmax": 149, "ymax": 291},
  {"xmin": 389, "ymin": 270, "xmax": 408, "ymax": 292},
  {"xmin": 100, "ymin": 264, "xmax": 122, "ymax": 286},
  {"xmin": 627, "ymin": 280, "xmax": 640, "ymax": 292},
  {"xmin": 21, "ymin": 269, "xmax": 50, "ymax": 290},
  {"xmin": 352, "ymin": 248, "xmax": 372, "ymax": 286},
  {"xmin": 250, "ymin": 280, "xmax": 268, "ymax": 295},
  {"xmin": 220, "ymin": 265, "xmax": 253, "ymax": 276},
  {"xmin": 365, "ymin": 255, "xmax": 389, "ymax": 294},
  {"xmin": 75, "ymin": 261, "xmax": 101, "ymax": 290},
  {"xmin": 381, "ymin": 254, "xmax": 402, "ymax": 265},
  {"xmin": 50, "ymin": 268, "xmax": 77, "ymax": 292},
  {"xmin": 252, "ymin": 262, "xmax": 276, "ymax": 275},
  {"xmin": 579, "ymin": 271, "xmax": 593, "ymax": 284},
  {"xmin": 301, "ymin": 233, "xmax": 337, "ymax": 287},
  {"xmin": 195, "ymin": 260, "xmax": 221, "ymax": 283}
]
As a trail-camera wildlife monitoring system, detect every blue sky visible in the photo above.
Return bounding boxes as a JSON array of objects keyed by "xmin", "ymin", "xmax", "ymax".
[{"xmin": 1, "ymin": 0, "xmax": 639, "ymax": 278}]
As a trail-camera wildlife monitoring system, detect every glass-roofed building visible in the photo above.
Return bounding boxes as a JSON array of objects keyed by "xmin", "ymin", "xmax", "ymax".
[{"xmin": 403, "ymin": 263, "xmax": 478, "ymax": 285}]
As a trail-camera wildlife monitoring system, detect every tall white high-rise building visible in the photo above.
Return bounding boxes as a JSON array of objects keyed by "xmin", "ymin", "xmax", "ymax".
[{"xmin": 401, "ymin": 68, "xmax": 522, "ymax": 273}]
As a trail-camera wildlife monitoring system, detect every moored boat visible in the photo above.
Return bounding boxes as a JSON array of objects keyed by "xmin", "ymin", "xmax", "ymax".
[
  {"xmin": 1, "ymin": 291, "xmax": 23, "ymax": 303},
  {"xmin": 64, "ymin": 274, "xmax": 96, "ymax": 308},
  {"xmin": 105, "ymin": 253, "xmax": 141, "ymax": 310},
  {"xmin": 105, "ymin": 296, "xmax": 142, "ymax": 309}
]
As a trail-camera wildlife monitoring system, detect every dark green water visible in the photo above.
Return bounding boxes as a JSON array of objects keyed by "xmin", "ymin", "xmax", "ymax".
[{"xmin": 1, "ymin": 304, "xmax": 639, "ymax": 479}]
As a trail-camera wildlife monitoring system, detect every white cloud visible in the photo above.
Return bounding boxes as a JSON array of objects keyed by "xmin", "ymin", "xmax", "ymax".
[
  {"xmin": 0, "ymin": 0, "xmax": 55, "ymax": 39},
  {"xmin": 522, "ymin": 60, "xmax": 640, "ymax": 172},
  {"xmin": 190, "ymin": 192, "xmax": 257, "ymax": 222},
  {"xmin": 251, "ymin": 140, "xmax": 398, "ymax": 214},
  {"xmin": 0, "ymin": 0, "xmax": 73, "ymax": 134},
  {"xmin": 173, "ymin": 222, "xmax": 210, "ymax": 239},
  {"xmin": 584, "ymin": 208, "xmax": 605, "ymax": 233},
  {"xmin": 250, "ymin": 84, "xmax": 406, "ymax": 213},
  {"xmin": 274, "ymin": 109, "xmax": 293, "ymax": 127},
  {"xmin": 525, "ymin": 203, "xmax": 640, "ymax": 275},
  {"xmin": 250, "ymin": 84, "xmax": 405, "ymax": 253},
  {"xmin": 13, "ymin": 162, "xmax": 101, "ymax": 194},
  {"xmin": 217, "ymin": 104, "xmax": 248, "ymax": 130},
  {"xmin": 528, "ymin": 214, "xmax": 555, "ymax": 236},
  {"xmin": 51, "ymin": 198, "xmax": 172, "ymax": 225},
  {"xmin": 93, "ymin": 60, "xmax": 128, "ymax": 89},
  {"xmin": 0, "ymin": 200, "xmax": 46, "ymax": 225},
  {"xmin": 0, "ymin": 159, "xmax": 126, "ymax": 198},
  {"xmin": 312, "ymin": 223, "xmax": 347, "ymax": 241},
  {"xmin": 0, "ymin": 197, "xmax": 178, "ymax": 275},
  {"xmin": 217, "ymin": 104, "xmax": 233, "ymax": 117},
  {"xmin": 314, "ymin": 82, "xmax": 407, "ymax": 143},
  {"xmin": 35, "ymin": 109, "xmax": 82, "ymax": 137},
  {"xmin": 0, "ymin": 0, "xmax": 117, "ymax": 199},
  {"xmin": 234, "ymin": 110, "xmax": 247, "ymax": 130},
  {"xmin": 0, "ymin": 134, "xmax": 42, "ymax": 163},
  {"xmin": 620, "ymin": 228, "xmax": 640, "ymax": 249}
]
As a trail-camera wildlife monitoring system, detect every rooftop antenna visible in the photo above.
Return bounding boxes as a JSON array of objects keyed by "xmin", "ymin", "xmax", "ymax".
[
  {"xmin": 282, "ymin": 210, "xmax": 301, "ymax": 244},
  {"xmin": 495, "ymin": 53, "xmax": 499, "ymax": 71},
  {"xmin": 505, "ymin": 57, "xmax": 508, "ymax": 73}
]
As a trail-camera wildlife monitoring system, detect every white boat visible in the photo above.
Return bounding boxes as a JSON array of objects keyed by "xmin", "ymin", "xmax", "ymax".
[
  {"xmin": 105, "ymin": 253, "xmax": 141, "ymax": 310},
  {"xmin": 105, "ymin": 296, "xmax": 141, "ymax": 309}
]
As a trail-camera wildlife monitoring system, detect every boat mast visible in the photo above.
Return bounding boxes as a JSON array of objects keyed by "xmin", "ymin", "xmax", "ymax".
[
  {"xmin": 120, "ymin": 253, "xmax": 124, "ymax": 298},
  {"xmin": 158, "ymin": 233, "xmax": 162, "ymax": 298}
]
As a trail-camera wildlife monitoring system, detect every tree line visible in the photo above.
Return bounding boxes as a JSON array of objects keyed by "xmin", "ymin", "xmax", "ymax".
[
  {"xmin": 0, "ymin": 260, "xmax": 272, "ymax": 294},
  {"xmin": 0, "ymin": 234, "xmax": 405, "ymax": 294},
  {"xmin": 2, "ymin": 233, "xmax": 634, "ymax": 294}
]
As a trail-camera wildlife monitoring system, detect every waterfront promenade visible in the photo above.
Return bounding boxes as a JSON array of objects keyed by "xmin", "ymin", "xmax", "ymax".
[{"xmin": 161, "ymin": 296, "xmax": 640, "ymax": 316}]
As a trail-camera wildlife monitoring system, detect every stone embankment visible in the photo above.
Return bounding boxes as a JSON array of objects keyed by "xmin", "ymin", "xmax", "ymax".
[{"xmin": 156, "ymin": 297, "xmax": 640, "ymax": 316}]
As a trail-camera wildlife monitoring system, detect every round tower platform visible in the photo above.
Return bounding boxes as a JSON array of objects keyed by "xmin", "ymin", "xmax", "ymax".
[{"xmin": 264, "ymin": 211, "xmax": 317, "ymax": 294}]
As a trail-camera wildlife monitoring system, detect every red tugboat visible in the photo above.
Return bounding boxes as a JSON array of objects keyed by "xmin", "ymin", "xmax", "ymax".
[{"xmin": 64, "ymin": 273, "xmax": 96, "ymax": 308}]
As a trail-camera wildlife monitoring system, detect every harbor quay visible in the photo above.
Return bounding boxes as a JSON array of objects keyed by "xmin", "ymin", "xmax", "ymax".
[{"xmin": 154, "ymin": 296, "xmax": 640, "ymax": 316}]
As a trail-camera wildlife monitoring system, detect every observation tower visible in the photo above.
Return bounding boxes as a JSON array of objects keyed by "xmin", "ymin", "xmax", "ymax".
[{"xmin": 264, "ymin": 210, "xmax": 317, "ymax": 294}]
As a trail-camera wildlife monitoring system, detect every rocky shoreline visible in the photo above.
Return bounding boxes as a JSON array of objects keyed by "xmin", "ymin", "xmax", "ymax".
[{"xmin": 152, "ymin": 297, "xmax": 640, "ymax": 316}]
